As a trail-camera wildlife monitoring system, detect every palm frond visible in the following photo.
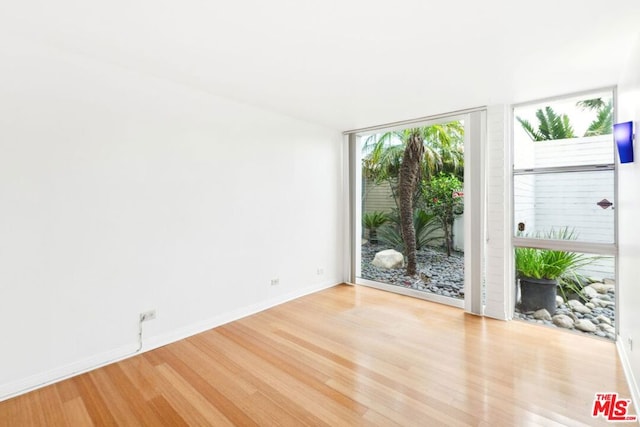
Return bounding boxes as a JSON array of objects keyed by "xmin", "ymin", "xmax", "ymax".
[
  {"xmin": 584, "ymin": 100, "xmax": 613, "ymax": 136},
  {"xmin": 516, "ymin": 117, "xmax": 543, "ymax": 141},
  {"xmin": 577, "ymin": 98, "xmax": 606, "ymax": 111},
  {"xmin": 520, "ymin": 107, "xmax": 575, "ymax": 141}
]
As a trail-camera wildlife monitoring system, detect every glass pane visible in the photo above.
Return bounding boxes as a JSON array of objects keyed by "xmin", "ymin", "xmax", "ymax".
[
  {"xmin": 514, "ymin": 92, "xmax": 614, "ymax": 170},
  {"xmin": 514, "ymin": 170, "xmax": 614, "ymax": 243},
  {"xmin": 359, "ymin": 121, "xmax": 465, "ymax": 300},
  {"xmin": 514, "ymin": 251, "xmax": 615, "ymax": 340}
]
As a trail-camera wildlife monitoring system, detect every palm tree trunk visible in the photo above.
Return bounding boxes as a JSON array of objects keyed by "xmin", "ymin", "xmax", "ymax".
[{"xmin": 398, "ymin": 131, "xmax": 424, "ymax": 276}]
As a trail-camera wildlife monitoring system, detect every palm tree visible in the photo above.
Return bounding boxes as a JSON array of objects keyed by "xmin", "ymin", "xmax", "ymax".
[
  {"xmin": 361, "ymin": 122, "xmax": 464, "ymax": 275},
  {"xmin": 576, "ymin": 98, "xmax": 606, "ymax": 111},
  {"xmin": 516, "ymin": 106, "xmax": 575, "ymax": 141},
  {"xmin": 578, "ymin": 98, "xmax": 613, "ymax": 136},
  {"xmin": 398, "ymin": 130, "xmax": 425, "ymax": 275},
  {"xmin": 361, "ymin": 122, "xmax": 464, "ymax": 207}
]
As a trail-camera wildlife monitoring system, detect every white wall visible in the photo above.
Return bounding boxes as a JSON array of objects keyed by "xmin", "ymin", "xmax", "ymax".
[
  {"xmin": 617, "ymin": 33, "xmax": 640, "ymax": 407},
  {"xmin": 484, "ymin": 105, "xmax": 513, "ymax": 320},
  {"xmin": 0, "ymin": 38, "xmax": 344, "ymax": 399}
]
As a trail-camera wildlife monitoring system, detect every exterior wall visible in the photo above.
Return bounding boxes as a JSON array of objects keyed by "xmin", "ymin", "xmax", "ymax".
[{"xmin": 362, "ymin": 178, "xmax": 397, "ymax": 214}]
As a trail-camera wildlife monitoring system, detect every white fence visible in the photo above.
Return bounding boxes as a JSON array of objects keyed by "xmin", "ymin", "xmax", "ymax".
[{"xmin": 514, "ymin": 134, "xmax": 615, "ymax": 280}]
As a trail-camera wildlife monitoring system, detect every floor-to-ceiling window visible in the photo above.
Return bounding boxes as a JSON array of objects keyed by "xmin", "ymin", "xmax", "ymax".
[
  {"xmin": 512, "ymin": 89, "xmax": 617, "ymax": 340},
  {"xmin": 349, "ymin": 110, "xmax": 485, "ymax": 314}
]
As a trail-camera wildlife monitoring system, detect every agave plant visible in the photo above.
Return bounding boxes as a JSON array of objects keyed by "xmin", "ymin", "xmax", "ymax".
[
  {"xmin": 362, "ymin": 211, "xmax": 388, "ymax": 244},
  {"xmin": 378, "ymin": 209, "xmax": 441, "ymax": 253}
]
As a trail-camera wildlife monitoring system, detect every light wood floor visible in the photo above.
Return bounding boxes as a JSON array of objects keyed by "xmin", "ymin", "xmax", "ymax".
[{"xmin": 0, "ymin": 284, "xmax": 633, "ymax": 426}]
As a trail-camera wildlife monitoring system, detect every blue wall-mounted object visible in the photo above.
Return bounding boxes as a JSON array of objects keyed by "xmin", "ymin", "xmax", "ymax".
[{"xmin": 614, "ymin": 121, "xmax": 634, "ymax": 164}]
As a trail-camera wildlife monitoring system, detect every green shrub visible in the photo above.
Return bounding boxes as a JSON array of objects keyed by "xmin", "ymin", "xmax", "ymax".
[{"xmin": 422, "ymin": 173, "xmax": 463, "ymax": 256}]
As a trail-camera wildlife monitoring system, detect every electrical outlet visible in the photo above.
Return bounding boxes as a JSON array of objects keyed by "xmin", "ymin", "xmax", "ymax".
[
  {"xmin": 270, "ymin": 278, "xmax": 280, "ymax": 286},
  {"xmin": 629, "ymin": 338, "xmax": 633, "ymax": 351},
  {"xmin": 140, "ymin": 309, "xmax": 157, "ymax": 322},
  {"xmin": 317, "ymin": 267, "xmax": 324, "ymax": 275}
]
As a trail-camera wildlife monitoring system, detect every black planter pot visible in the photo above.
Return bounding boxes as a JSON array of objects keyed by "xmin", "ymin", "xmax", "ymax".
[
  {"xmin": 369, "ymin": 229, "xmax": 378, "ymax": 245},
  {"xmin": 519, "ymin": 276, "xmax": 558, "ymax": 314}
]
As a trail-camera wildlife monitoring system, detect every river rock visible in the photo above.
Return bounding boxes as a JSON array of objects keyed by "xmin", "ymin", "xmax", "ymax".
[
  {"xmin": 552, "ymin": 314, "xmax": 574, "ymax": 329},
  {"xmin": 592, "ymin": 298, "xmax": 615, "ymax": 308},
  {"xmin": 575, "ymin": 319, "xmax": 597, "ymax": 332},
  {"xmin": 534, "ymin": 309, "xmax": 552, "ymax": 321},
  {"xmin": 591, "ymin": 283, "xmax": 615, "ymax": 293},
  {"xmin": 583, "ymin": 285, "xmax": 599, "ymax": 299},
  {"xmin": 567, "ymin": 299, "xmax": 591, "ymax": 314}
]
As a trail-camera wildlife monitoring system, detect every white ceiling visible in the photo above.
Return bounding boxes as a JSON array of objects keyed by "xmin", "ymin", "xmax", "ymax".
[{"xmin": 2, "ymin": 1, "xmax": 640, "ymax": 131}]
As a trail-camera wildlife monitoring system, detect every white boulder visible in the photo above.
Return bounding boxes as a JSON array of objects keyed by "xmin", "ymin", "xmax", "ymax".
[{"xmin": 371, "ymin": 249, "xmax": 405, "ymax": 269}]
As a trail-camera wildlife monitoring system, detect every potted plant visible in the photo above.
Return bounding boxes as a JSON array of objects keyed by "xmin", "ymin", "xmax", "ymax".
[
  {"xmin": 362, "ymin": 211, "xmax": 388, "ymax": 245},
  {"xmin": 515, "ymin": 229, "xmax": 592, "ymax": 314}
]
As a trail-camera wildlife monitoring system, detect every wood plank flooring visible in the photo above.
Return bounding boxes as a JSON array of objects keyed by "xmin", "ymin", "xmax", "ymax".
[{"xmin": 0, "ymin": 284, "xmax": 633, "ymax": 426}]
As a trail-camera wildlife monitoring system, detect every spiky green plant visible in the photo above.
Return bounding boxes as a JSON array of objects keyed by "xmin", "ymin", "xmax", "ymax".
[
  {"xmin": 362, "ymin": 211, "xmax": 388, "ymax": 230},
  {"xmin": 515, "ymin": 228, "xmax": 594, "ymax": 280},
  {"xmin": 362, "ymin": 211, "xmax": 388, "ymax": 244},
  {"xmin": 378, "ymin": 209, "xmax": 441, "ymax": 252},
  {"xmin": 557, "ymin": 273, "xmax": 590, "ymax": 303}
]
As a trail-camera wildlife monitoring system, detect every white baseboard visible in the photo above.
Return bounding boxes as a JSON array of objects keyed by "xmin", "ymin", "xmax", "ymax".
[
  {"xmin": 0, "ymin": 343, "xmax": 137, "ymax": 402},
  {"xmin": 617, "ymin": 337, "xmax": 640, "ymax": 416},
  {"xmin": 142, "ymin": 280, "xmax": 338, "ymax": 353},
  {"xmin": 0, "ymin": 280, "xmax": 338, "ymax": 402}
]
